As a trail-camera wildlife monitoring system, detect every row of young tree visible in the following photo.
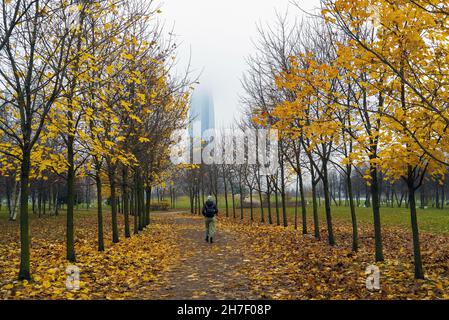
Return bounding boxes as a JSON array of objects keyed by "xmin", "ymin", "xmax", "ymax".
[
  {"xmin": 0, "ymin": 0, "xmax": 191, "ymax": 281},
  {"xmin": 179, "ymin": 156, "xmax": 448, "ymax": 224},
  {"xmin": 249, "ymin": 0, "xmax": 449, "ymax": 280},
  {"xmin": 178, "ymin": 0, "xmax": 449, "ymax": 280}
]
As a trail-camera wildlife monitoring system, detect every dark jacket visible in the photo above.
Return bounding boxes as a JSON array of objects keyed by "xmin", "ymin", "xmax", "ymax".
[{"xmin": 202, "ymin": 200, "xmax": 218, "ymax": 218}]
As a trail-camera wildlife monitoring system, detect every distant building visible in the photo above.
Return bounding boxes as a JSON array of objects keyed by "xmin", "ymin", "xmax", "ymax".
[{"xmin": 189, "ymin": 88, "xmax": 215, "ymax": 139}]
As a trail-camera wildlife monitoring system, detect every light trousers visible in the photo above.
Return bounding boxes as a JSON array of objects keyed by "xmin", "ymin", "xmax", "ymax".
[{"xmin": 205, "ymin": 217, "xmax": 216, "ymax": 238}]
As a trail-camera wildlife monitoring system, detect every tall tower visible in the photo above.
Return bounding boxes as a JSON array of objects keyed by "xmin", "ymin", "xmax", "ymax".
[{"xmin": 189, "ymin": 87, "xmax": 215, "ymax": 139}]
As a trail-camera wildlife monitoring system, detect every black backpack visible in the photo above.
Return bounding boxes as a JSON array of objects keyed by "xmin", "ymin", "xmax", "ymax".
[{"xmin": 204, "ymin": 202, "xmax": 217, "ymax": 218}]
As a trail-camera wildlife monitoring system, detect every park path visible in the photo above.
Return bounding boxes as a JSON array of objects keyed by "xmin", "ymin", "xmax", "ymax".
[{"xmin": 147, "ymin": 212, "xmax": 256, "ymax": 300}]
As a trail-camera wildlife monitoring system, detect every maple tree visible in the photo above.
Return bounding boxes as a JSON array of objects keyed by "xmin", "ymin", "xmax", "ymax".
[
  {"xmin": 319, "ymin": 0, "xmax": 449, "ymax": 278},
  {"xmin": 0, "ymin": 0, "xmax": 79, "ymax": 280},
  {"xmin": 243, "ymin": 0, "xmax": 449, "ymax": 280},
  {"xmin": 0, "ymin": 0, "xmax": 191, "ymax": 281}
]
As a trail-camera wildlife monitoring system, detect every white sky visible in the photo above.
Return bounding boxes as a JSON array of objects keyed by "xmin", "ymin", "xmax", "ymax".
[{"xmin": 161, "ymin": 0, "xmax": 319, "ymax": 127}]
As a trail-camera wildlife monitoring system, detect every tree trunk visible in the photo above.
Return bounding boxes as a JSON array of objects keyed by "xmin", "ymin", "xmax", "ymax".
[
  {"xmin": 122, "ymin": 168, "xmax": 130, "ymax": 238},
  {"xmin": 66, "ymin": 137, "xmax": 76, "ymax": 262},
  {"xmin": 231, "ymin": 189, "xmax": 236, "ymax": 219},
  {"xmin": 10, "ymin": 181, "xmax": 20, "ymax": 221},
  {"xmin": 370, "ymin": 162, "xmax": 384, "ymax": 262},
  {"xmin": 31, "ymin": 189, "xmax": 36, "ymax": 215},
  {"xmin": 223, "ymin": 175, "xmax": 229, "ymax": 217},
  {"xmin": 280, "ymin": 154, "xmax": 287, "ymax": 227},
  {"xmin": 311, "ymin": 165, "xmax": 320, "ymax": 239},
  {"xmin": 145, "ymin": 185, "xmax": 151, "ymax": 226},
  {"xmin": 408, "ymin": 178, "xmax": 424, "ymax": 279},
  {"xmin": 266, "ymin": 176, "xmax": 272, "ymax": 225},
  {"xmin": 274, "ymin": 187, "xmax": 280, "ymax": 226},
  {"xmin": 18, "ymin": 149, "xmax": 31, "ymax": 280},
  {"xmin": 132, "ymin": 186, "xmax": 138, "ymax": 235},
  {"xmin": 189, "ymin": 186, "xmax": 194, "ymax": 214},
  {"xmin": 53, "ymin": 190, "xmax": 59, "ymax": 216},
  {"xmin": 95, "ymin": 172, "xmax": 105, "ymax": 251},
  {"xmin": 137, "ymin": 173, "xmax": 144, "ymax": 231},
  {"xmin": 38, "ymin": 188, "xmax": 42, "ymax": 218},
  {"xmin": 249, "ymin": 189, "xmax": 253, "ymax": 221},
  {"xmin": 298, "ymin": 169, "xmax": 307, "ymax": 234},
  {"xmin": 108, "ymin": 166, "xmax": 119, "ymax": 243},
  {"xmin": 322, "ymin": 162, "xmax": 335, "ymax": 246},
  {"xmin": 294, "ymin": 174, "xmax": 299, "ymax": 230},
  {"xmin": 239, "ymin": 174, "xmax": 244, "ymax": 220},
  {"xmin": 365, "ymin": 184, "xmax": 371, "ymax": 207},
  {"xmin": 267, "ymin": 192, "xmax": 272, "ymax": 225},
  {"xmin": 346, "ymin": 167, "xmax": 358, "ymax": 252},
  {"xmin": 435, "ymin": 182, "xmax": 440, "ymax": 209},
  {"xmin": 441, "ymin": 184, "xmax": 445, "ymax": 209}
]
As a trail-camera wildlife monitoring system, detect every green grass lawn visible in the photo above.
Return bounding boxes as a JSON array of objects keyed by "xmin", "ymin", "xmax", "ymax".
[
  {"xmin": 2, "ymin": 196, "xmax": 449, "ymax": 235},
  {"xmin": 292, "ymin": 205, "xmax": 449, "ymax": 235},
  {"xmin": 0, "ymin": 205, "xmax": 97, "ymax": 221},
  {"xmin": 172, "ymin": 195, "xmax": 449, "ymax": 235}
]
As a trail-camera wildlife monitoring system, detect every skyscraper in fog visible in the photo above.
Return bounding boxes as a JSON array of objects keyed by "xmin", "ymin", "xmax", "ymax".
[{"xmin": 189, "ymin": 87, "xmax": 215, "ymax": 139}]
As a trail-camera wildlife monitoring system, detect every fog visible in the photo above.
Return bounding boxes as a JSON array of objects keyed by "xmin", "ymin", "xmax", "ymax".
[{"xmin": 162, "ymin": 0, "xmax": 319, "ymax": 127}]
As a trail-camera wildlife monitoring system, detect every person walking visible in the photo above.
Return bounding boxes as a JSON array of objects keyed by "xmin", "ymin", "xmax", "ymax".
[{"xmin": 202, "ymin": 195, "xmax": 218, "ymax": 243}]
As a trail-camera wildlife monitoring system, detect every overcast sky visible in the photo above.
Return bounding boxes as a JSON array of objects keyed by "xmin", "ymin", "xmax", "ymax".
[{"xmin": 162, "ymin": 0, "xmax": 319, "ymax": 127}]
